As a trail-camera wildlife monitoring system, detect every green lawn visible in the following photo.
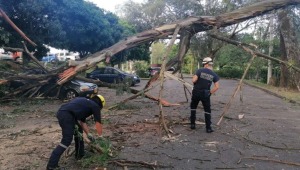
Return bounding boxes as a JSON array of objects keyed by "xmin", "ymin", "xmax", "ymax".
[{"xmin": 244, "ymin": 80, "xmax": 300, "ymax": 104}]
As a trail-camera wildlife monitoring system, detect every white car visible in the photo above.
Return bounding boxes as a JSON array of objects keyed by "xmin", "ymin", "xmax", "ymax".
[
  {"xmin": 56, "ymin": 52, "xmax": 80, "ymax": 61},
  {"xmin": 0, "ymin": 52, "xmax": 12, "ymax": 61}
]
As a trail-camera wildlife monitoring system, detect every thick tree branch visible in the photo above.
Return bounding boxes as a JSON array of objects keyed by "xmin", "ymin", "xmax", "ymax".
[
  {"xmin": 209, "ymin": 34, "xmax": 300, "ymax": 72},
  {"xmin": 0, "ymin": 8, "xmax": 37, "ymax": 46},
  {"xmin": 22, "ymin": 42, "xmax": 49, "ymax": 73},
  {"xmin": 57, "ymin": 0, "xmax": 300, "ymax": 85}
]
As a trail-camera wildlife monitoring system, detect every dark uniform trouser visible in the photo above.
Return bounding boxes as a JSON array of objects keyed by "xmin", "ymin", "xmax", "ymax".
[
  {"xmin": 47, "ymin": 111, "xmax": 84, "ymax": 169},
  {"xmin": 190, "ymin": 90, "xmax": 212, "ymax": 129}
]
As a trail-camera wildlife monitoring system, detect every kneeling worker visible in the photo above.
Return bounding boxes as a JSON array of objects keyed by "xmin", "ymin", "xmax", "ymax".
[{"xmin": 47, "ymin": 95, "xmax": 105, "ymax": 170}]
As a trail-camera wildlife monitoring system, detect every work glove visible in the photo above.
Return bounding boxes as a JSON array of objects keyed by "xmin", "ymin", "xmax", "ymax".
[{"xmin": 87, "ymin": 133, "xmax": 95, "ymax": 142}]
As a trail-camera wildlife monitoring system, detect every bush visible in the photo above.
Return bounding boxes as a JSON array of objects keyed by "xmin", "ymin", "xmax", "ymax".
[
  {"xmin": 215, "ymin": 67, "xmax": 244, "ymax": 79},
  {"xmin": 215, "ymin": 66, "xmax": 270, "ymax": 83},
  {"xmin": 134, "ymin": 61, "xmax": 150, "ymax": 78}
]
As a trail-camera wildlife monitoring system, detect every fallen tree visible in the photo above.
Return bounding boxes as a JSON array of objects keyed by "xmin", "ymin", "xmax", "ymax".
[
  {"xmin": 57, "ymin": 0, "xmax": 300, "ymax": 85},
  {"xmin": 1, "ymin": 0, "xmax": 300, "ymax": 100}
]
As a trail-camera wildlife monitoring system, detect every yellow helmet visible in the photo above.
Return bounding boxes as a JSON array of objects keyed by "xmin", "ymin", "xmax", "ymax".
[{"xmin": 96, "ymin": 95, "xmax": 105, "ymax": 107}]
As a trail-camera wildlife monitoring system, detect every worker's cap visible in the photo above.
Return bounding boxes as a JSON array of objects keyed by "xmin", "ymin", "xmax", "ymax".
[{"xmin": 202, "ymin": 57, "xmax": 213, "ymax": 65}]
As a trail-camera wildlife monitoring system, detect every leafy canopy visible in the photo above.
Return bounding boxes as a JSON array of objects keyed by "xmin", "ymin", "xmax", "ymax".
[{"xmin": 0, "ymin": 0, "xmax": 124, "ymax": 58}]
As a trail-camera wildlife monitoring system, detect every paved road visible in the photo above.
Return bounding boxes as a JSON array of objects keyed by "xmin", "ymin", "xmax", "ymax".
[
  {"xmin": 1, "ymin": 78, "xmax": 298, "ymax": 169},
  {"xmin": 111, "ymin": 78, "xmax": 300, "ymax": 170}
]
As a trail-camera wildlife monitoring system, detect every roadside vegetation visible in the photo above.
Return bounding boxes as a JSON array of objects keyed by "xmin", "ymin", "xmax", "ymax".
[{"xmin": 244, "ymin": 80, "xmax": 300, "ymax": 104}]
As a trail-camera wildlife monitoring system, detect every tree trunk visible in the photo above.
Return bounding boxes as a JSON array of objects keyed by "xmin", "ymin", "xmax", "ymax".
[
  {"xmin": 174, "ymin": 30, "xmax": 193, "ymax": 72},
  {"xmin": 267, "ymin": 15, "xmax": 275, "ymax": 85},
  {"xmin": 279, "ymin": 31, "xmax": 289, "ymax": 87},
  {"xmin": 278, "ymin": 9, "xmax": 300, "ymax": 90}
]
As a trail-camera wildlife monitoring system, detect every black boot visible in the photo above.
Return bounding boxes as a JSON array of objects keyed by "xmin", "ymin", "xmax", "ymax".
[
  {"xmin": 46, "ymin": 166, "xmax": 66, "ymax": 170},
  {"xmin": 204, "ymin": 112, "xmax": 213, "ymax": 133},
  {"xmin": 75, "ymin": 136, "xmax": 85, "ymax": 160},
  {"xmin": 47, "ymin": 145, "xmax": 66, "ymax": 170},
  {"xmin": 190, "ymin": 112, "xmax": 196, "ymax": 129}
]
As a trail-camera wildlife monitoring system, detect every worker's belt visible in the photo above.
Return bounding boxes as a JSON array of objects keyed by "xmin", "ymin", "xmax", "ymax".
[
  {"xmin": 193, "ymin": 89, "xmax": 208, "ymax": 92},
  {"xmin": 193, "ymin": 89, "xmax": 211, "ymax": 98}
]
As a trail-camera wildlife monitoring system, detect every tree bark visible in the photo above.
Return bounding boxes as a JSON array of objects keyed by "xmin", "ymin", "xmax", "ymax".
[
  {"xmin": 278, "ymin": 9, "xmax": 300, "ymax": 90},
  {"xmin": 279, "ymin": 30, "xmax": 289, "ymax": 87},
  {"xmin": 267, "ymin": 15, "xmax": 275, "ymax": 85},
  {"xmin": 158, "ymin": 26, "xmax": 181, "ymax": 134},
  {"xmin": 174, "ymin": 30, "xmax": 193, "ymax": 72}
]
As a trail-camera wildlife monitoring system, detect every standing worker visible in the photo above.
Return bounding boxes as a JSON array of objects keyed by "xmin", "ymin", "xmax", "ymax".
[
  {"xmin": 190, "ymin": 57, "xmax": 219, "ymax": 133},
  {"xmin": 47, "ymin": 95, "xmax": 105, "ymax": 170}
]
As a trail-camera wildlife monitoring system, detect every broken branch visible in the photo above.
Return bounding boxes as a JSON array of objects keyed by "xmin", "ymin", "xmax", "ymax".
[
  {"xmin": 158, "ymin": 25, "xmax": 181, "ymax": 134},
  {"xmin": 0, "ymin": 8, "xmax": 37, "ymax": 46},
  {"xmin": 238, "ymin": 156, "xmax": 300, "ymax": 166},
  {"xmin": 217, "ymin": 50, "xmax": 256, "ymax": 125}
]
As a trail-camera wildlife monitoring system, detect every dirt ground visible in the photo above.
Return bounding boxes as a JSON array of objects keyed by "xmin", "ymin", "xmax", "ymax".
[{"xmin": 0, "ymin": 78, "xmax": 300, "ymax": 170}]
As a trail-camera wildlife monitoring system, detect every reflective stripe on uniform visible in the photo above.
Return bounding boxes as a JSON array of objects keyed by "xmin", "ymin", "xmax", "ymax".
[
  {"xmin": 190, "ymin": 109, "xmax": 197, "ymax": 111},
  {"xmin": 205, "ymin": 112, "xmax": 211, "ymax": 115},
  {"xmin": 59, "ymin": 143, "xmax": 68, "ymax": 149}
]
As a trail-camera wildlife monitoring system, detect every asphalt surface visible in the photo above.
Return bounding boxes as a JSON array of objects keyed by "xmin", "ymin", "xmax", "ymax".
[
  {"xmin": 0, "ymin": 78, "xmax": 299, "ymax": 170},
  {"xmin": 107, "ymin": 78, "xmax": 300, "ymax": 170}
]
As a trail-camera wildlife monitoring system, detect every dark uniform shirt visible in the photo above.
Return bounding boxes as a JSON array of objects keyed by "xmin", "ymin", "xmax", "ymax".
[
  {"xmin": 194, "ymin": 68, "xmax": 219, "ymax": 90},
  {"xmin": 59, "ymin": 97, "xmax": 101, "ymax": 123}
]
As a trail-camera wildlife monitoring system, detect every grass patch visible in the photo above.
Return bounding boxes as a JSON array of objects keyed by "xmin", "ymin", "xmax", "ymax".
[
  {"xmin": 115, "ymin": 80, "xmax": 132, "ymax": 96},
  {"xmin": 244, "ymin": 80, "xmax": 300, "ymax": 103},
  {"xmin": 28, "ymin": 99, "xmax": 46, "ymax": 105},
  {"xmin": 115, "ymin": 103, "xmax": 141, "ymax": 110},
  {"xmin": 11, "ymin": 108, "xmax": 30, "ymax": 114},
  {"xmin": 101, "ymin": 118, "xmax": 111, "ymax": 125},
  {"xmin": 80, "ymin": 137, "xmax": 113, "ymax": 168}
]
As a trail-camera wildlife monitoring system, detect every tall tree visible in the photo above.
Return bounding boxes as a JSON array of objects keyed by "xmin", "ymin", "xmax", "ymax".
[
  {"xmin": 0, "ymin": 0, "xmax": 124, "ymax": 58},
  {"xmin": 108, "ymin": 19, "xmax": 151, "ymax": 66},
  {"xmin": 278, "ymin": 8, "xmax": 300, "ymax": 90},
  {"xmin": 151, "ymin": 42, "xmax": 166, "ymax": 64}
]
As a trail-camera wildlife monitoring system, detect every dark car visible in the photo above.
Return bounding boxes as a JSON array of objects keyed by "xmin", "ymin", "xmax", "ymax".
[
  {"xmin": 86, "ymin": 67, "xmax": 140, "ymax": 86},
  {"xmin": 40, "ymin": 78, "xmax": 99, "ymax": 100},
  {"xmin": 148, "ymin": 66, "xmax": 175, "ymax": 77},
  {"xmin": 9, "ymin": 70, "xmax": 98, "ymax": 100}
]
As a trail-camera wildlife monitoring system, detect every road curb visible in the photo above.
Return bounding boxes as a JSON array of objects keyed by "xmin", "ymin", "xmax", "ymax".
[{"xmin": 243, "ymin": 81, "xmax": 299, "ymax": 105}]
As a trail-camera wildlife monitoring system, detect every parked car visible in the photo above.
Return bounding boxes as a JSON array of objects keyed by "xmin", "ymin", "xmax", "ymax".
[
  {"xmin": 40, "ymin": 78, "xmax": 99, "ymax": 100},
  {"xmin": 148, "ymin": 66, "xmax": 175, "ymax": 77},
  {"xmin": 41, "ymin": 54, "xmax": 58, "ymax": 63},
  {"xmin": 148, "ymin": 67, "xmax": 161, "ymax": 77},
  {"xmin": 0, "ymin": 51, "xmax": 23, "ymax": 63},
  {"xmin": 86, "ymin": 67, "xmax": 140, "ymax": 86},
  {"xmin": 56, "ymin": 52, "xmax": 80, "ymax": 61},
  {"xmin": 9, "ymin": 69, "xmax": 98, "ymax": 100},
  {"xmin": 12, "ymin": 51, "xmax": 23, "ymax": 63},
  {"xmin": 0, "ymin": 52, "xmax": 12, "ymax": 61}
]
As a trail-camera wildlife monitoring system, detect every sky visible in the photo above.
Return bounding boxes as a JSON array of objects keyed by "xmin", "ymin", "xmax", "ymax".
[{"xmin": 87, "ymin": 0, "xmax": 143, "ymax": 13}]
